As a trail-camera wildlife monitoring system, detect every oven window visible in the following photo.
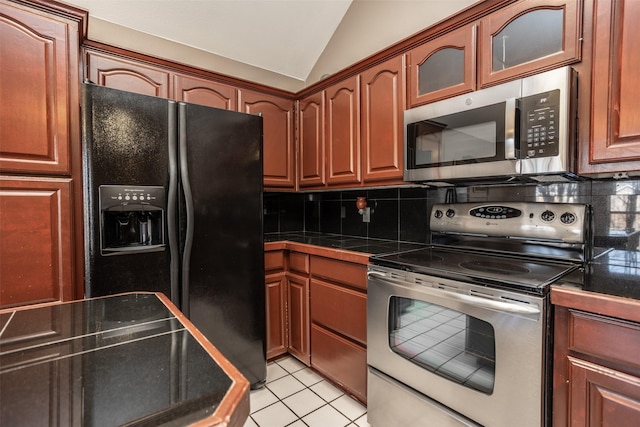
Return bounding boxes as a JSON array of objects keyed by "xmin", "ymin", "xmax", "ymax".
[{"xmin": 388, "ymin": 297, "xmax": 496, "ymax": 394}]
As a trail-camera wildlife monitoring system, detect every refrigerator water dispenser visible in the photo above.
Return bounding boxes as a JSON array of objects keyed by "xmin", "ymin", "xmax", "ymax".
[{"xmin": 99, "ymin": 185, "xmax": 166, "ymax": 255}]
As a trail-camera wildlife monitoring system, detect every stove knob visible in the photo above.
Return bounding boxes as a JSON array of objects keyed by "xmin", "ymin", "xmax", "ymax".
[
  {"xmin": 446, "ymin": 209, "xmax": 455, "ymax": 218},
  {"xmin": 541, "ymin": 210, "xmax": 555, "ymax": 222},
  {"xmin": 561, "ymin": 212, "xmax": 576, "ymax": 224},
  {"xmin": 434, "ymin": 209, "xmax": 443, "ymax": 219}
]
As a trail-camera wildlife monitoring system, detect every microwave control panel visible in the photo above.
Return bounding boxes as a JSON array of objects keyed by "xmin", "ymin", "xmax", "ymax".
[{"xmin": 520, "ymin": 89, "xmax": 560, "ymax": 159}]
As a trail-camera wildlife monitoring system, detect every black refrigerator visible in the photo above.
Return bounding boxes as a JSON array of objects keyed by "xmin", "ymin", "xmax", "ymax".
[{"xmin": 81, "ymin": 83, "xmax": 266, "ymax": 388}]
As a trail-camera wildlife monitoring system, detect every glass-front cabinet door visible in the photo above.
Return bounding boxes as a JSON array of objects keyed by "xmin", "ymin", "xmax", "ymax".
[
  {"xmin": 407, "ymin": 25, "xmax": 476, "ymax": 108},
  {"xmin": 478, "ymin": 0, "xmax": 582, "ymax": 87}
]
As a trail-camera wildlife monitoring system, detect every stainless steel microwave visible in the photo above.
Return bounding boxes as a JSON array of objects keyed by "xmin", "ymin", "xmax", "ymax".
[{"xmin": 404, "ymin": 66, "xmax": 577, "ymax": 183}]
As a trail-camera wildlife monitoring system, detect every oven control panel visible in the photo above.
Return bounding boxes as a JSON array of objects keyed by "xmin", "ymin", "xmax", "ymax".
[{"xmin": 431, "ymin": 202, "xmax": 587, "ymax": 243}]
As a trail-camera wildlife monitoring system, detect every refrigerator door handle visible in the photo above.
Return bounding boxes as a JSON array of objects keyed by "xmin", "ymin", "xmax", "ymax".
[
  {"xmin": 178, "ymin": 103, "xmax": 194, "ymax": 317},
  {"xmin": 167, "ymin": 101, "xmax": 180, "ymax": 308}
]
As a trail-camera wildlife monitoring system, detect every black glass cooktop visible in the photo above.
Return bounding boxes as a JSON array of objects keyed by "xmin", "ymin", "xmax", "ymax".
[{"xmin": 371, "ymin": 247, "xmax": 579, "ymax": 293}]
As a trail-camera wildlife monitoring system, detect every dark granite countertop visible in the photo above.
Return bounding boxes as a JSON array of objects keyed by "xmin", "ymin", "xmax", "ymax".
[
  {"xmin": 264, "ymin": 231, "xmax": 426, "ymax": 256},
  {"xmin": 266, "ymin": 233, "xmax": 640, "ymax": 303},
  {"xmin": 554, "ymin": 250, "xmax": 640, "ymax": 301},
  {"xmin": 0, "ymin": 293, "xmax": 249, "ymax": 427}
]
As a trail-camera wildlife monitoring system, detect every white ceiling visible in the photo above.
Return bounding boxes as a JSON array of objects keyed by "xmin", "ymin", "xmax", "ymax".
[{"xmin": 63, "ymin": 0, "xmax": 477, "ymax": 84}]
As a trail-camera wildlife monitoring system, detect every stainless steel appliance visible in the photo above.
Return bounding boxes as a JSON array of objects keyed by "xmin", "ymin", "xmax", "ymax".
[
  {"xmin": 404, "ymin": 66, "xmax": 577, "ymax": 183},
  {"xmin": 367, "ymin": 202, "xmax": 590, "ymax": 427},
  {"xmin": 82, "ymin": 83, "xmax": 266, "ymax": 388}
]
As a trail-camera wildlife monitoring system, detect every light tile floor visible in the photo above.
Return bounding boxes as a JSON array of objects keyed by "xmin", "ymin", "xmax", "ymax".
[{"xmin": 243, "ymin": 356, "xmax": 370, "ymax": 427}]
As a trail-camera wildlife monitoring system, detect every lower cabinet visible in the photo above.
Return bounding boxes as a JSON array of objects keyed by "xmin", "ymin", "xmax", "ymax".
[
  {"xmin": 264, "ymin": 247, "xmax": 368, "ymax": 402},
  {"xmin": 264, "ymin": 250, "xmax": 311, "ymax": 364},
  {"xmin": 553, "ymin": 294, "xmax": 640, "ymax": 426},
  {"xmin": 310, "ymin": 256, "xmax": 367, "ymax": 403},
  {"xmin": 264, "ymin": 251, "xmax": 287, "ymax": 359},
  {"xmin": 0, "ymin": 177, "xmax": 75, "ymax": 308}
]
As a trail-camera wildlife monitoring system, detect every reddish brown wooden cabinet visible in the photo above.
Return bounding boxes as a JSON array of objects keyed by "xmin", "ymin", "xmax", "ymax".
[
  {"xmin": 478, "ymin": 0, "xmax": 582, "ymax": 87},
  {"xmin": 407, "ymin": 24, "xmax": 476, "ymax": 108},
  {"xmin": 0, "ymin": 177, "xmax": 75, "ymax": 308},
  {"xmin": 173, "ymin": 74, "xmax": 237, "ymax": 110},
  {"xmin": 85, "ymin": 49, "xmax": 171, "ymax": 98},
  {"xmin": 310, "ymin": 256, "xmax": 368, "ymax": 403},
  {"xmin": 285, "ymin": 252, "xmax": 311, "ymax": 365},
  {"xmin": 552, "ymin": 288, "xmax": 640, "ymax": 426},
  {"xmin": 1, "ymin": 0, "xmax": 83, "ymax": 176},
  {"xmin": 0, "ymin": 0, "xmax": 84, "ymax": 308},
  {"xmin": 264, "ymin": 251, "xmax": 287, "ymax": 359},
  {"xmin": 297, "ymin": 92, "xmax": 325, "ymax": 188},
  {"xmin": 360, "ymin": 56, "xmax": 406, "ymax": 184},
  {"xmin": 239, "ymin": 90, "xmax": 296, "ymax": 189},
  {"xmin": 580, "ymin": 0, "xmax": 640, "ymax": 173},
  {"xmin": 325, "ymin": 76, "xmax": 361, "ymax": 186}
]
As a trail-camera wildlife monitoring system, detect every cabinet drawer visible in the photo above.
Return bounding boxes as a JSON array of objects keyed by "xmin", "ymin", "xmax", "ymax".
[
  {"xmin": 264, "ymin": 251, "xmax": 285, "ymax": 272},
  {"xmin": 311, "ymin": 279, "xmax": 366, "ymax": 344},
  {"xmin": 569, "ymin": 310, "xmax": 640, "ymax": 372},
  {"xmin": 311, "ymin": 324, "xmax": 367, "ymax": 402},
  {"xmin": 310, "ymin": 257, "xmax": 367, "ymax": 290},
  {"xmin": 289, "ymin": 252, "xmax": 309, "ymax": 274}
]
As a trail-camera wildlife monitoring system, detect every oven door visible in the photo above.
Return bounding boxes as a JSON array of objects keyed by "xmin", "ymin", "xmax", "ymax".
[{"xmin": 367, "ymin": 265, "xmax": 548, "ymax": 427}]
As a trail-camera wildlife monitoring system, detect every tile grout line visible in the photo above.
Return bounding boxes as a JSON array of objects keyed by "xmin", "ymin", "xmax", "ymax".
[{"xmin": 248, "ymin": 357, "xmax": 368, "ymax": 427}]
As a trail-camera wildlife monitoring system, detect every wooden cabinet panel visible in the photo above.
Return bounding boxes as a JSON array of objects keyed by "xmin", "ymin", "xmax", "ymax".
[
  {"xmin": 478, "ymin": 0, "xmax": 582, "ymax": 87},
  {"xmin": 239, "ymin": 90, "xmax": 295, "ymax": 189},
  {"xmin": 407, "ymin": 25, "xmax": 476, "ymax": 107},
  {"xmin": 325, "ymin": 76, "xmax": 361, "ymax": 186},
  {"xmin": 360, "ymin": 56, "xmax": 405, "ymax": 184},
  {"xmin": 173, "ymin": 74, "xmax": 237, "ymax": 110},
  {"xmin": 287, "ymin": 273, "xmax": 310, "ymax": 365},
  {"xmin": 310, "ymin": 256, "xmax": 367, "ymax": 290},
  {"xmin": 288, "ymin": 252, "xmax": 309, "ymax": 275},
  {"xmin": 587, "ymin": 0, "xmax": 640, "ymax": 166},
  {"xmin": 311, "ymin": 279, "xmax": 366, "ymax": 344},
  {"xmin": 554, "ymin": 304, "xmax": 640, "ymax": 426},
  {"xmin": 265, "ymin": 272, "xmax": 287, "ymax": 359},
  {"xmin": 298, "ymin": 92, "xmax": 325, "ymax": 188},
  {"xmin": 264, "ymin": 250, "xmax": 285, "ymax": 272},
  {"xmin": 0, "ymin": 1, "xmax": 77, "ymax": 175},
  {"xmin": 570, "ymin": 310, "xmax": 640, "ymax": 372},
  {"xmin": 0, "ymin": 177, "xmax": 74, "ymax": 308},
  {"xmin": 311, "ymin": 324, "xmax": 367, "ymax": 403},
  {"xmin": 85, "ymin": 50, "xmax": 171, "ymax": 98},
  {"xmin": 569, "ymin": 357, "xmax": 640, "ymax": 427}
]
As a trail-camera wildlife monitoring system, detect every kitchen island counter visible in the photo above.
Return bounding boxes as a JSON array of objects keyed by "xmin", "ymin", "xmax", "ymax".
[{"xmin": 0, "ymin": 292, "xmax": 249, "ymax": 426}]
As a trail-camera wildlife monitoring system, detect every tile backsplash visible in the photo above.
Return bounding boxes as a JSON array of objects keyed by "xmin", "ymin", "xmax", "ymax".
[{"xmin": 264, "ymin": 178, "xmax": 640, "ymax": 251}]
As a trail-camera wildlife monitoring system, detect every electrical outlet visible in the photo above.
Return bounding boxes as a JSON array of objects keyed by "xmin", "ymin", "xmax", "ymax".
[{"xmin": 362, "ymin": 207, "xmax": 371, "ymax": 223}]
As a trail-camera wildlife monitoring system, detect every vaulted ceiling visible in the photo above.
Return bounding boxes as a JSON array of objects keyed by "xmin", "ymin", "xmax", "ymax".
[{"xmin": 64, "ymin": 0, "xmax": 479, "ymax": 89}]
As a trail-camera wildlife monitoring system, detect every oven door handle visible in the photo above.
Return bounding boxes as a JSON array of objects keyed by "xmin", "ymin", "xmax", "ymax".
[{"xmin": 367, "ymin": 271, "xmax": 540, "ymax": 315}]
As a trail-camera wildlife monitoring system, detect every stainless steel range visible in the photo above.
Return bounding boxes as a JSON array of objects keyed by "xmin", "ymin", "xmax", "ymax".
[{"xmin": 367, "ymin": 202, "xmax": 590, "ymax": 427}]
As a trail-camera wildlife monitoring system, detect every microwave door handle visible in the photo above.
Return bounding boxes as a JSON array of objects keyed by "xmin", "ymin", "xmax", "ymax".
[
  {"xmin": 504, "ymin": 97, "xmax": 517, "ymax": 160},
  {"xmin": 367, "ymin": 271, "xmax": 540, "ymax": 315}
]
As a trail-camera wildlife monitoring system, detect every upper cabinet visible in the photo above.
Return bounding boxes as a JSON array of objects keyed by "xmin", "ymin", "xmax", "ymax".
[
  {"xmin": 325, "ymin": 76, "xmax": 361, "ymax": 186},
  {"xmin": 298, "ymin": 92, "xmax": 325, "ymax": 188},
  {"xmin": 0, "ymin": 0, "xmax": 86, "ymax": 308},
  {"xmin": 583, "ymin": 0, "xmax": 640, "ymax": 171},
  {"xmin": 360, "ymin": 56, "xmax": 406, "ymax": 183},
  {"xmin": 0, "ymin": 0, "xmax": 82, "ymax": 175},
  {"xmin": 478, "ymin": 0, "xmax": 582, "ymax": 87},
  {"xmin": 85, "ymin": 50, "xmax": 171, "ymax": 98},
  {"xmin": 173, "ymin": 74, "xmax": 237, "ymax": 111},
  {"xmin": 84, "ymin": 47, "xmax": 295, "ymax": 189},
  {"xmin": 239, "ymin": 90, "xmax": 296, "ymax": 189},
  {"xmin": 407, "ymin": 25, "xmax": 476, "ymax": 108}
]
